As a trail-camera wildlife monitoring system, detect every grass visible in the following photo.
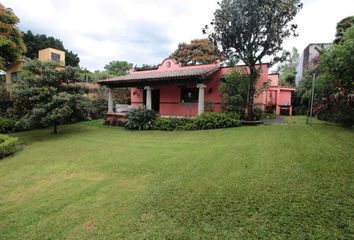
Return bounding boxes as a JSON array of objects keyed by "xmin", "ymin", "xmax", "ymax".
[{"xmin": 0, "ymin": 116, "xmax": 353, "ymax": 239}]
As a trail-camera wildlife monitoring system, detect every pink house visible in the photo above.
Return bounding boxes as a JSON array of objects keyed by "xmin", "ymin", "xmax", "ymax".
[{"xmin": 98, "ymin": 58, "xmax": 295, "ymax": 119}]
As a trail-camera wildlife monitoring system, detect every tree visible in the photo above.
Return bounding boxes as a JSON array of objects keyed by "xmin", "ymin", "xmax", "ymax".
[
  {"xmin": 204, "ymin": 0, "xmax": 302, "ymax": 120},
  {"xmin": 134, "ymin": 64, "xmax": 158, "ymax": 71},
  {"xmin": 104, "ymin": 60, "xmax": 132, "ymax": 76},
  {"xmin": 220, "ymin": 68, "xmax": 249, "ymax": 116},
  {"xmin": 23, "ymin": 31, "xmax": 80, "ymax": 67},
  {"xmin": 0, "ymin": 3, "xmax": 26, "ymax": 70},
  {"xmin": 13, "ymin": 60, "xmax": 91, "ymax": 133},
  {"xmin": 334, "ymin": 16, "xmax": 354, "ymax": 44},
  {"xmin": 170, "ymin": 39, "xmax": 223, "ymax": 65},
  {"xmin": 315, "ymin": 26, "xmax": 354, "ymax": 126},
  {"xmin": 278, "ymin": 47, "xmax": 299, "ymax": 86}
]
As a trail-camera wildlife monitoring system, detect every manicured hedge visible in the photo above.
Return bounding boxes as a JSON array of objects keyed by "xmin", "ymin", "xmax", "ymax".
[
  {"xmin": 156, "ymin": 112, "xmax": 241, "ymax": 131},
  {"xmin": 0, "ymin": 134, "xmax": 18, "ymax": 159},
  {"xmin": 0, "ymin": 118, "xmax": 16, "ymax": 133}
]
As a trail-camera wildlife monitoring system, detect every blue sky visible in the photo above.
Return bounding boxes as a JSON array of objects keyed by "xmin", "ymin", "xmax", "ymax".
[{"xmin": 3, "ymin": 0, "xmax": 354, "ymax": 71}]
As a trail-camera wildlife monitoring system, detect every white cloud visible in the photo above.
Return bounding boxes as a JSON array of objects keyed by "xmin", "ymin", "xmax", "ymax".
[{"xmin": 2, "ymin": 0, "xmax": 354, "ymax": 71}]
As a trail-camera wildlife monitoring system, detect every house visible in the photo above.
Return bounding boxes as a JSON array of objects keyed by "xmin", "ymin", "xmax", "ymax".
[
  {"xmin": 295, "ymin": 43, "xmax": 331, "ymax": 83},
  {"xmin": 98, "ymin": 58, "xmax": 295, "ymax": 120},
  {"xmin": 5, "ymin": 48, "xmax": 65, "ymax": 96}
]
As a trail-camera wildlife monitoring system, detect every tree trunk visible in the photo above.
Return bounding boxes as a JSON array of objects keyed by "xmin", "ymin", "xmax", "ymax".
[
  {"xmin": 247, "ymin": 66, "xmax": 258, "ymax": 121},
  {"xmin": 53, "ymin": 122, "xmax": 58, "ymax": 134}
]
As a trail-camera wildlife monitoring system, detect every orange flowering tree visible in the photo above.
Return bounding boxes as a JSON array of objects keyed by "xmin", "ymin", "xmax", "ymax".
[
  {"xmin": 170, "ymin": 39, "xmax": 223, "ymax": 66},
  {"xmin": 0, "ymin": 3, "xmax": 26, "ymax": 70}
]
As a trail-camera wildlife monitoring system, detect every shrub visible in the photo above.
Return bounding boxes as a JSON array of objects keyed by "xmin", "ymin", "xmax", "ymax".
[
  {"xmin": 191, "ymin": 112, "xmax": 241, "ymax": 130},
  {"xmin": 155, "ymin": 117, "xmax": 194, "ymax": 131},
  {"xmin": 0, "ymin": 134, "xmax": 18, "ymax": 159},
  {"xmin": 0, "ymin": 118, "xmax": 16, "ymax": 133},
  {"xmin": 155, "ymin": 112, "xmax": 241, "ymax": 131},
  {"xmin": 125, "ymin": 108, "xmax": 158, "ymax": 130}
]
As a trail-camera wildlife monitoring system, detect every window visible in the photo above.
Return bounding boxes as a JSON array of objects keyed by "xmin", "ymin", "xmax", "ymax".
[
  {"xmin": 180, "ymin": 88, "xmax": 198, "ymax": 103},
  {"xmin": 51, "ymin": 52, "xmax": 61, "ymax": 62},
  {"xmin": 11, "ymin": 71, "xmax": 20, "ymax": 82}
]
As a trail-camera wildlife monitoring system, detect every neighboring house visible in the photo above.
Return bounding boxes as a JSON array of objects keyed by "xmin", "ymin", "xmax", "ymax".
[
  {"xmin": 98, "ymin": 58, "xmax": 295, "ymax": 119},
  {"xmin": 5, "ymin": 48, "xmax": 65, "ymax": 95},
  {"xmin": 295, "ymin": 43, "xmax": 331, "ymax": 83}
]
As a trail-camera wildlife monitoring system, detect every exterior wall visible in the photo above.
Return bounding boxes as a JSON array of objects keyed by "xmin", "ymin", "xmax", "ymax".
[
  {"xmin": 5, "ymin": 60, "xmax": 25, "ymax": 95},
  {"xmin": 38, "ymin": 48, "xmax": 65, "ymax": 66},
  {"xmin": 130, "ymin": 80, "xmax": 223, "ymax": 117},
  {"xmin": 119, "ymin": 58, "xmax": 296, "ymax": 117}
]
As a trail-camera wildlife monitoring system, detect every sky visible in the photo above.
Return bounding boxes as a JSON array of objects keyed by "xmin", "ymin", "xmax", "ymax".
[{"xmin": 2, "ymin": 0, "xmax": 354, "ymax": 71}]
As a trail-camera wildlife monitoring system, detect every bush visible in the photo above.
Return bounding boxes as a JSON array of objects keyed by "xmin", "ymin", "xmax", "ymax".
[
  {"xmin": 0, "ymin": 134, "xmax": 18, "ymax": 159},
  {"xmin": 155, "ymin": 112, "xmax": 241, "ymax": 131},
  {"xmin": 125, "ymin": 108, "xmax": 158, "ymax": 130},
  {"xmin": 0, "ymin": 118, "xmax": 16, "ymax": 133},
  {"xmin": 155, "ymin": 117, "xmax": 194, "ymax": 131},
  {"xmin": 191, "ymin": 112, "xmax": 241, "ymax": 130}
]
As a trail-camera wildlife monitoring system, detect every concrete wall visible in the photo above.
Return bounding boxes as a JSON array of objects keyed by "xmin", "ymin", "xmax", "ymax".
[
  {"xmin": 5, "ymin": 60, "xmax": 25, "ymax": 95},
  {"xmin": 38, "ymin": 48, "xmax": 65, "ymax": 66}
]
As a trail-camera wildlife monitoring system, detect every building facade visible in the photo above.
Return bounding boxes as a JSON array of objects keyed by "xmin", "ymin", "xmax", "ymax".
[
  {"xmin": 99, "ymin": 58, "xmax": 295, "ymax": 118},
  {"xmin": 5, "ymin": 48, "xmax": 65, "ymax": 95}
]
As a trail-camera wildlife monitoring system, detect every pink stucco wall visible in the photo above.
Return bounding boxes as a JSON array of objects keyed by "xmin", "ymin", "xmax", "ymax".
[{"xmin": 129, "ymin": 58, "xmax": 295, "ymax": 116}]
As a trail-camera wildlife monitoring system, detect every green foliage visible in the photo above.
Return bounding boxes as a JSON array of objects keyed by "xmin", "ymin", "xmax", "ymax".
[
  {"xmin": 12, "ymin": 60, "xmax": 91, "ymax": 133},
  {"xmin": 155, "ymin": 112, "xmax": 241, "ymax": 131},
  {"xmin": 220, "ymin": 68, "xmax": 248, "ymax": 116},
  {"xmin": 155, "ymin": 117, "xmax": 194, "ymax": 131},
  {"xmin": 104, "ymin": 60, "xmax": 133, "ymax": 76},
  {"xmin": 0, "ymin": 118, "xmax": 16, "ymax": 133},
  {"xmin": 315, "ymin": 26, "xmax": 354, "ymax": 126},
  {"xmin": 278, "ymin": 48, "xmax": 299, "ymax": 86},
  {"xmin": 125, "ymin": 108, "xmax": 158, "ymax": 130},
  {"xmin": 134, "ymin": 64, "xmax": 158, "ymax": 71},
  {"xmin": 204, "ymin": 0, "xmax": 302, "ymax": 119},
  {"xmin": 334, "ymin": 16, "xmax": 354, "ymax": 44},
  {"xmin": 0, "ymin": 3, "xmax": 26, "ymax": 70},
  {"xmin": 23, "ymin": 30, "xmax": 80, "ymax": 67},
  {"xmin": 0, "ymin": 134, "xmax": 18, "ymax": 159}
]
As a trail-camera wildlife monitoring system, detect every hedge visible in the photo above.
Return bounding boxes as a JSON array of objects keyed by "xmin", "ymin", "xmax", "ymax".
[
  {"xmin": 0, "ymin": 134, "xmax": 18, "ymax": 159},
  {"xmin": 0, "ymin": 118, "xmax": 16, "ymax": 133}
]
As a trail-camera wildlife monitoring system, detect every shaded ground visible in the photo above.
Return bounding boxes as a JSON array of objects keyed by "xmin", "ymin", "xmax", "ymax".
[{"xmin": 0, "ymin": 116, "xmax": 353, "ymax": 239}]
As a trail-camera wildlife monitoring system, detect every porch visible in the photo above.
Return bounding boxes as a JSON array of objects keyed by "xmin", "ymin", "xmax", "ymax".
[{"xmin": 99, "ymin": 59, "xmax": 222, "ymax": 119}]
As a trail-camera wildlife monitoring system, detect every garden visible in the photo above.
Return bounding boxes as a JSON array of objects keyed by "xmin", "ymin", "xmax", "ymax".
[{"xmin": 0, "ymin": 117, "xmax": 353, "ymax": 239}]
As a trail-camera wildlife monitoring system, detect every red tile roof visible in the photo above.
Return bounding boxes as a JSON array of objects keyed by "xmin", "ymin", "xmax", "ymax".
[{"xmin": 98, "ymin": 66, "xmax": 220, "ymax": 85}]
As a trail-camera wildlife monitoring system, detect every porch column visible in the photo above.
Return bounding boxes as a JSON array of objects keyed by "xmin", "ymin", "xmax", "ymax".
[
  {"xmin": 144, "ymin": 86, "xmax": 152, "ymax": 110},
  {"xmin": 197, "ymin": 84, "xmax": 206, "ymax": 115},
  {"xmin": 108, "ymin": 88, "xmax": 113, "ymax": 113}
]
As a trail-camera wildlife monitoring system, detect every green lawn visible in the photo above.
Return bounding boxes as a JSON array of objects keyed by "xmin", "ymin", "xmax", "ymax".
[{"xmin": 0, "ymin": 117, "xmax": 353, "ymax": 239}]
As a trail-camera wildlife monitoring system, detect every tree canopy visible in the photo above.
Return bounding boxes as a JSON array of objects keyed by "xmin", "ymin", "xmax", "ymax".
[
  {"xmin": 278, "ymin": 47, "xmax": 299, "ymax": 86},
  {"xmin": 23, "ymin": 30, "xmax": 80, "ymax": 67},
  {"xmin": 170, "ymin": 39, "xmax": 223, "ymax": 65},
  {"xmin": 104, "ymin": 60, "xmax": 133, "ymax": 76},
  {"xmin": 0, "ymin": 3, "xmax": 26, "ymax": 70},
  {"xmin": 315, "ymin": 25, "xmax": 354, "ymax": 126},
  {"xmin": 204, "ymin": 0, "xmax": 302, "ymax": 119},
  {"xmin": 334, "ymin": 16, "xmax": 354, "ymax": 44},
  {"xmin": 13, "ymin": 60, "xmax": 91, "ymax": 133}
]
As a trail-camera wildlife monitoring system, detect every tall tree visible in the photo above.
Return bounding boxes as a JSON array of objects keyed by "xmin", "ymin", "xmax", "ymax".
[
  {"xmin": 315, "ymin": 26, "xmax": 354, "ymax": 126},
  {"xmin": 13, "ymin": 60, "xmax": 91, "ymax": 133},
  {"xmin": 334, "ymin": 16, "xmax": 354, "ymax": 44},
  {"xmin": 23, "ymin": 31, "xmax": 80, "ymax": 67},
  {"xmin": 0, "ymin": 3, "xmax": 26, "ymax": 70},
  {"xmin": 204, "ymin": 0, "xmax": 302, "ymax": 120},
  {"xmin": 104, "ymin": 60, "xmax": 132, "ymax": 76},
  {"xmin": 170, "ymin": 39, "xmax": 223, "ymax": 65},
  {"xmin": 278, "ymin": 47, "xmax": 299, "ymax": 86}
]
